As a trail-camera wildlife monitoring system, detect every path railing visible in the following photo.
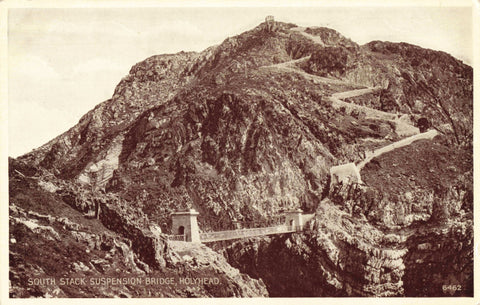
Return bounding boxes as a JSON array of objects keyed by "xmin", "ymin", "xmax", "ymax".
[
  {"xmin": 199, "ymin": 224, "xmax": 300, "ymax": 243},
  {"xmin": 357, "ymin": 129, "xmax": 438, "ymax": 170},
  {"xmin": 167, "ymin": 234, "xmax": 186, "ymax": 241}
]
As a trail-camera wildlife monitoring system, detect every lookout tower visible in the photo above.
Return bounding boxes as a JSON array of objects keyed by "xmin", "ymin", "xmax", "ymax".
[
  {"xmin": 285, "ymin": 209, "xmax": 304, "ymax": 231},
  {"xmin": 171, "ymin": 209, "xmax": 200, "ymax": 242}
]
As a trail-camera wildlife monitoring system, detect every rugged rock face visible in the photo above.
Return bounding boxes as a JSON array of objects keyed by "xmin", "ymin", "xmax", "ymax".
[
  {"xmin": 225, "ymin": 217, "xmax": 408, "ymax": 297},
  {"xmin": 226, "ymin": 215, "xmax": 472, "ymax": 297},
  {"xmin": 224, "ymin": 135, "xmax": 472, "ymax": 297},
  {"xmin": 10, "ymin": 20, "xmax": 472, "ymax": 297},
  {"xmin": 9, "ymin": 158, "xmax": 267, "ymax": 297}
]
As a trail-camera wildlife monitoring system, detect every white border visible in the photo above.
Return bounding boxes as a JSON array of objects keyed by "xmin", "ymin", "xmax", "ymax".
[{"xmin": 0, "ymin": 0, "xmax": 478, "ymax": 304}]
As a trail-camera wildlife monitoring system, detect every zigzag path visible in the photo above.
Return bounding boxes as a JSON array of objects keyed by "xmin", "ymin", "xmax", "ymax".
[{"xmin": 260, "ymin": 26, "xmax": 435, "ymax": 170}]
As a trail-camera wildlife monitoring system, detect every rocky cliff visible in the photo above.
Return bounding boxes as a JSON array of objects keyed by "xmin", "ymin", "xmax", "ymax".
[
  {"xmin": 9, "ymin": 158, "xmax": 267, "ymax": 297},
  {"xmin": 10, "ymin": 20, "xmax": 473, "ymax": 297},
  {"xmin": 224, "ymin": 138, "xmax": 472, "ymax": 297}
]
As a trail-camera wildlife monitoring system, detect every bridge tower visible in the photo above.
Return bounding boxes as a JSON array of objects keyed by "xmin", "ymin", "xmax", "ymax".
[
  {"xmin": 285, "ymin": 209, "xmax": 304, "ymax": 231},
  {"xmin": 171, "ymin": 209, "xmax": 200, "ymax": 242}
]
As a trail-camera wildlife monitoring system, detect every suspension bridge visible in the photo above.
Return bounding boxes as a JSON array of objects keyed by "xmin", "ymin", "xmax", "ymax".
[{"xmin": 167, "ymin": 209, "xmax": 315, "ymax": 243}]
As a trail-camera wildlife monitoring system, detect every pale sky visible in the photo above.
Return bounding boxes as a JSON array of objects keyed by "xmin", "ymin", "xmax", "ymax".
[{"xmin": 8, "ymin": 5, "xmax": 474, "ymax": 157}]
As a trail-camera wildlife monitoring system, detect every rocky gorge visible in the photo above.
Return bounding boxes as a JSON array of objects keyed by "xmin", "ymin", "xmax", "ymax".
[{"xmin": 9, "ymin": 19, "xmax": 473, "ymax": 297}]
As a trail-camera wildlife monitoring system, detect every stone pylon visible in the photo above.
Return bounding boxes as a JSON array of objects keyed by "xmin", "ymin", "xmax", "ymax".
[{"xmin": 171, "ymin": 209, "xmax": 200, "ymax": 242}]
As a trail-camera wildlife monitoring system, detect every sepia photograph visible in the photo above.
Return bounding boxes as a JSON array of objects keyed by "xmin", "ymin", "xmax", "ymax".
[{"xmin": 2, "ymin": 0, "xmax": 476, "ymax": 301}]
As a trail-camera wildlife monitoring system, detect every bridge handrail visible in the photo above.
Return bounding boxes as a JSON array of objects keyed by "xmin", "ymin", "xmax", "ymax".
[
  {"xmin": 201, "ymin": 224, "xmax": 291, "ymax": 235},
  {"xmin": 199, "ymin": 224, "xmax": 300, "ymax": 242}
]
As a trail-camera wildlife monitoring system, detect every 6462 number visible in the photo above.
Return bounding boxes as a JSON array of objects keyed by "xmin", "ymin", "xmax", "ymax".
[{"xmin": 442, "ymin": 284, "xmax": 462, "ymax": 294}]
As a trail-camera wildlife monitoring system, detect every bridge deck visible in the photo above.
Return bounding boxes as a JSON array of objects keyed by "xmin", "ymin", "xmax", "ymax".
[{"xmin": 199, "ymin": 225, "xmax": 299, "ymax": 243}]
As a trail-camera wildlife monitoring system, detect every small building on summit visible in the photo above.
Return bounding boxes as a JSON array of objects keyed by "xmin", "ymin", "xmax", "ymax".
[{"xmin": 264, "ymin": 15, "xmax": 276, "ymax": 32}]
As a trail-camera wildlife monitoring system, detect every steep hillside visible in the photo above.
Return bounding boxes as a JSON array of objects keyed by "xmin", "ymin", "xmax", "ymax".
[{"xmin": 10, "ymin": 19, "xmax": 473, "ymax": 297}]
